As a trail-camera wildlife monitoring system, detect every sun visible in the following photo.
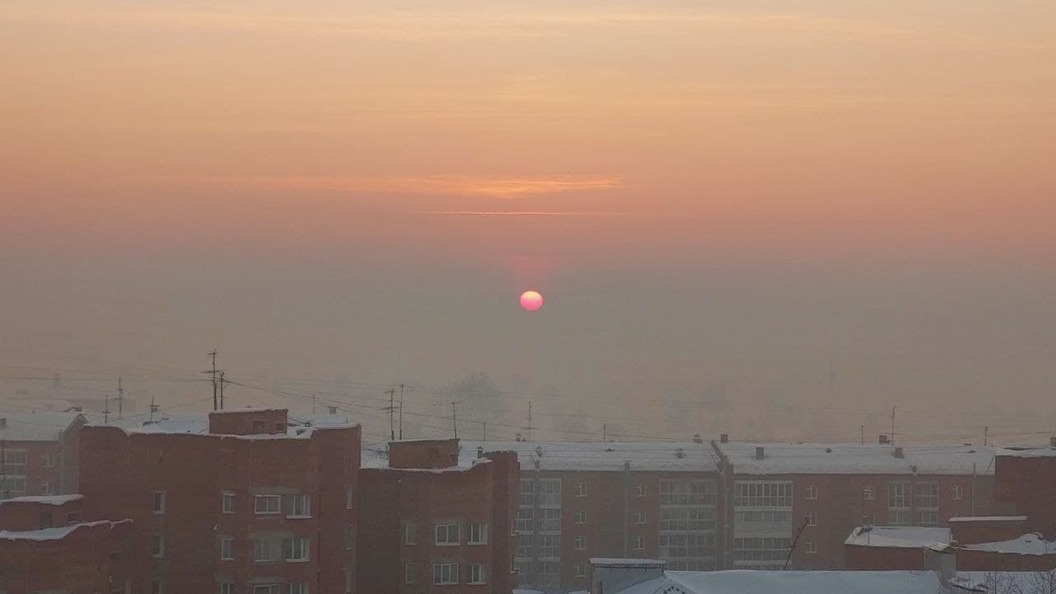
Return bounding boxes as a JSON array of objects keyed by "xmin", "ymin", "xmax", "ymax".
[{"xmin": 519, "ymin": 290, "xmax": 544, "ymax": 312}]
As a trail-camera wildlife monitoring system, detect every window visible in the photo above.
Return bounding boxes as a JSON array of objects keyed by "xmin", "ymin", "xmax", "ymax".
[
  {"xmin": 285, "ymin": 537, "xmax": 310, "ymax": 562},
  {"xmin": 538, "ymin": 478, "xmax": 561, "ymax": 506},
  {"xmin": 887, "ymin": 482, "xmax": 911, "ymax": 525},
  {"xmin": 152, "ymin": 491, "xmax": 166, "ymax": 514},
  {"xmin": 863, "ymin": 486, "xmax": 875, "ymax": 501},
  {"xmin": 252, "ymin": 585, "xmax": 279, "ymax": 594},
  {"xmin": 253, "ymin": 537, "xmax": 280, "ymax": 562},
  {"xmin": 468, "ymin": 563, "xmax": 487, "ymax": 584},
  {"xmin": 40, "ymin": 511, "xmax": 53, "ymax": 529},
  {"xmin": 66, "ymin": 511, "xmax": 80, "ymax": 525},
  {"xmin": 952, "ymin": 485, "xmax": 963, "ymax": 500},
  {"xmin": 574, "ymin": 562, "xmax": 587, "ymax": 578},
  {"xmin": 345, "ymin": 525, "xmax": 355, "ymax": 551},
  {"xmin": 574, "ymin": 535, "xmax": 587, "ymax": 550},
  {"xmin": 467, "ymin": 522, "xmax": 487, "ymax": 545},
  {"xmin": 151, "ymin": 579, "xmax": 163, "ymax": 594},
  {"xmin": 222, "ymin": 492, "xmax": 235, "ymax": 514},
  {"xmin": 288, "ymin": 584, "xmax": 308, "ymax": 594},
  {"xmin": 435, "ymin": 523, "xmax": 460, "ymax": 546},
  {"xmin": 915, "ymin": 482, "xmax": 940, "ymax": 525},
  {"xmin": 0, "ymin": 449, "xmax": 27, "ymax": 499},
  {"xmin": 41, "ymin": 452, "xmax": 55, "ymax": 468},
  {"xmin": 659, "ymin": 479, "xmax": 719, "ymax": 571},
  {"xmin": 220, "ymin": 583, "xmax": 235, "ymax": 594},
  {"xmin": 733, "ymin": 537, "xmax": 792, "ymax": 567},
  {"xmin": 345, "ymin": 486, "xmax": 354, "ymax": 510},
  {"xmin": 255, "ymin": 494, "xmax": 281, "ymax": 515},
  {"xmin": 575, "ymin": 510, "xmax": 586, "ymax": 524},
  {"xmin": 289, "ymin": 494, "xmax": 311, "ymax": 518},
  {"xmin": 575, "ymin": 482, "xmax": 587, "ymax": 497},
  {"xmin": 733, "ymin": 481, "xmax": 792, "ymax": 508},
  {"xmin": 633, "ymin": 536, "xmax": 644, "ymax": 550},
  {"xmin": 40, "ymin": 480, "xmax": 53, "ymax": 495},
  {"xmin": 151, "ymin": 534, "xmax": 164, "ymax": 558},
  {"xmin": 433, "ymin": 562, "xmax": 458, "ymax": 585},
  {"xmin": 806, "ymin": 512, "xmax": 817, "ymax": 527},
  {"xmin": 806, "ymin": 539, "xmax": 818, "ymax": 554},
  {"xmin": 404, "ymin": 524, "xmax": 418, "ymax": 545},
  {"xmin": 635, "ymin": 483, "xmax": 647, "ymax": 497},
  {"xmin": 405, "ymin": 562, "xmax": 418, "ymax": 584},
  {"xmin": 220, "ymin": 537, "xmax": 234, "ymax": 560},
  {"xmin": 633, "ymin": 510, "xmax": 646, "ymax": 524},
  {"xmin": 804, "ymin": 485, "xmax": 817, "ymax": 500}
]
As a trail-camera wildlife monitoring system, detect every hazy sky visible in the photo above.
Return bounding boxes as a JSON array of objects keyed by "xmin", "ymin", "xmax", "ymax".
[{"xmin": 1, "ymin": 0, "xmax": 1054, "ymax": 443}]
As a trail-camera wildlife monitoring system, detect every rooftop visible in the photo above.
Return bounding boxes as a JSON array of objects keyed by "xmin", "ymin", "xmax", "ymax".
[
  {"xmin": 845, "ymin": 525, "xmax": 952, "ymax": 549},
  {"xmin": 717, "ymin": 442, "xmax": 996, "ymax": 475},
  {"xmin": 0, "ymin": 412, "xmax": 85, "ymax": 441},
  {"xmin": 462, "ymin": 441, "xmax": 720, "ymax": 472},
  {"xmin": 998, "ymin": 446, "xmax": 1056, "ymax": 458},
  {"xmin": 617, "ymin": 570, "xmax": 942, "ymax": 594},
  {"xmin": 0, "ymin": 519, "xmax": 129, "ymax": 542},
  {"xmin": 0, "ymin": 494, "xmax": 83, "ymax": 507},
  {"xmin": 948, "ymin": 516, "xmax": 1027, "ymax": 523},
  {"xmin": 361, "ymin": 442, "xmax": 488, "ymax": 472},
  {"xmin": 85, "ymin": 413, "xmax": 355, "ymax": 440},
  {"xmin": 961, "ymin": 533, "xmax": 1056, "ymax": 556}
]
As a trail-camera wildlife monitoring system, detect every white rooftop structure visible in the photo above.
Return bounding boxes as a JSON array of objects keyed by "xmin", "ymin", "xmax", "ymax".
[
  {"xmin": 615, "ymin": 570, "xmax": 944, "ymax": 594},
  {"xmin": 83, "ymin": 412, "xmax": 355, "ymax": 440},
  {"xmin": 961, "ymin": 533, "xmax": 1056, "ymax": 556},
  {"xmin": 0, "ymin": 519, "xmax": 130, "ymax": 542},
  {"xmin": 0, "ymin": 495, "xmax": 83, "ymax": 507},
  {"xmin": 717, "ymin": 443, "xmax": 996, "ymax": 475},
  {"xmin": 463, "ymin": 441, "xmax": 720, "ymax": 472},
  {"xmin": 998, "ymin": 446, "xmax": 1056, "ymax": 458},
  {"xmin": 0, "ymin": 412, "xmax": 85, "ymax": 441},
  {"xmin": 845, "ymin": 525, "xmax": 952, "ymax": 549}
]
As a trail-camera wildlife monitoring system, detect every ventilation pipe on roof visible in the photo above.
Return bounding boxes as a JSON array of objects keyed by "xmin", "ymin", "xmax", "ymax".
[
  {"xmin": 676, "ymin": 448, "xmax": 685, "ymax": 459},
  {"xmin": 894, "ymin": 447, "xmax": 904, "ymax": 459},
  {"xmin": 755, "ymin": 446, "xmax": 765, "ymax": 460},
  {"xmin": 720, "ymin": 434, "xmax": 729, "ymax": 444},
  {"xmin": 477, "ymin": 446, "xmax": 484, "ymax": 459},
  {"xmin": 1050, "ymin": 436, "xmax": 1056, "ymax": 448},
  {"xmin": 328, "ymin": 406, "xmax": 337, "ymax": 415},
  {"xmin": 693, "ymin": 434, "xmax": 703, "ymax": 444}
]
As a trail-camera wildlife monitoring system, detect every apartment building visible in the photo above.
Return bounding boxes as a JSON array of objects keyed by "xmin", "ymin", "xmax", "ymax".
[
  {"xmin": 714, "ymin": 439, "xmax": 996, "ymax": 570},
  {"xmin": 0, "ymin": 412, "xmax": 89, "ymax": 499},
  {"xmin": 358, "ymin": 439, "xmax": 519, "ymax": 594},
  {"xmin": 470, "ymin": 440, "xmax": 723, "ymax": 593},
  {"xmin": 79, "ymin": 408, "xmax": 360, "ymax": 594}
]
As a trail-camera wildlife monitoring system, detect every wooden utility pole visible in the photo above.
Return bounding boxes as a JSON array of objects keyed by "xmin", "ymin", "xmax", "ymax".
[
  {"xmin": 117, "ymin": 377, "xmax": 124, "ymax": 420},
  {"xmin": 451, "ymin": 402, "xmax": 458, "ymax": 439},
  {"xmin": 398, "ymin": 384, "xmax": 405, "ymax": 440},
  {"xmin": 527, "ymin": 401, "xmax": 533, "ymax": 441},
  {"xmin": 386, "ymin": 387, "xmax": 397, "ymax": 440},
  {"xmin": 207, "ymin": 350, "xmax": 218, "ymax": 411}
]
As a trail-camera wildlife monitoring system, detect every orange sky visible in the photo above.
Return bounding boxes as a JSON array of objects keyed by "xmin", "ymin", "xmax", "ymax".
[{"xmin": 1, "ymin": 1, "xmax": 1054, "ymax": 442}]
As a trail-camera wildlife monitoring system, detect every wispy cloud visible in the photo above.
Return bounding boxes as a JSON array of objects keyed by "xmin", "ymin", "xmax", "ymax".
[{"xmin": 146, "ymin": 174, "xmax": 623, "ymax": 199}]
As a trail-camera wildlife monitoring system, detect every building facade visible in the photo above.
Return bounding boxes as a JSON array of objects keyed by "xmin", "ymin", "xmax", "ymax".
[
  {"xmin": 0, "ymin": 412, "xmax": 89, "ymax": 500},
  {"xmin": 79, "ymin": 409, "xmax": 360, "ymax": 594},
  {"xmin": 358, "ymin": 439, "xmax": 519, "ymax": 594}
]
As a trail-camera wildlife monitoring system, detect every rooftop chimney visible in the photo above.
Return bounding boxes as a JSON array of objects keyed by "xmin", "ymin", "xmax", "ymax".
[
  {"xmin": 755, "ymin": 446, "xmax": 765, "ymax": 460},
  {"xmin": 477, "ymin": 446, "xmax": 484, "ymax": 459},
  {"xmin": 879, "ymin": 434, "xmax": 890, "ymax": 445},
  {"xmin": 894, "ymin": 447, "xmax": 904, "ymax": 459},
  {"xmin": 328, "ymin": 406, "xmax": 337, "ymax": 415},
  {"xmin": 720, "ymin": 433, "xmax": 729, "ymax": 444},
  {"xmin": 693, "ymin": 434, "xmax": 703, "ymax": 444}
]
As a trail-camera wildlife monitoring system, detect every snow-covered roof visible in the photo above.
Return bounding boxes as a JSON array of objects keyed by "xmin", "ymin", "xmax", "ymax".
[
  {"xmin": 961, "ymin": 533, "xmax": 1056, "ymax": 556},
  {"xmin": 87, "ymin": 413, "xmax": 356, "ymax": 440},
  {"xmin": 952, "ymin": 571, "xmax": 1055, "ymax": 592},
  {"xmin": 998, "ymin": 447, "xmax": 1056, "ymax": 458},
  {"xmin": 949, "ymin": 516, "xmax": 1027, "ymax": 523},
  {"xmin": 462, "ymin": 441, "xmax": 720, "ymax": 472},
  {"xmin": 0, "ymin": 494, "xmax": 83, "ymax": 507},
  {"xmin": 361, "ymin": 442, "xmax": 488, "ymax": 472},
  {"xmin": 0, "ymin": 519, "xmax": 128, "ymax": 542},
  {"xmin": 845, "ymin": 525, "xmax": 951, "ymax": 549},
  {"xmin": 0, "ymin": 412, "xmax": 84, "ymax": 441},
  {"xmin": 718, "ymin": 443, "xmax": 995, "ymax": 475},
  {"xmin": 616, "ymin": 570, "xmax": 942, "ymax": 594}
]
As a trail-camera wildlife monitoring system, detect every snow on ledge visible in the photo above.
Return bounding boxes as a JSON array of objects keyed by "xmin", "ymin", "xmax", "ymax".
[
  {"xmin": 0, "ymin": 494, "xmax": 83, "ymax": 506},
  {"xmin": 961, "ymin": 533, "xmax": 1056, "ymax": 556},
  {"xmin": 949, "ymin": 515, "xmax": 1028, "ymax": 523},
  {"xmin": 0, "ymin": 519, "xmax": 130, "ymax": 542}
]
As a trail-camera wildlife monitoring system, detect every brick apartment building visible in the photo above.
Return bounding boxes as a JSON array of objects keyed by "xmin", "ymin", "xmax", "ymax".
[
  {"xmin": 713, "ymin": 439, "xmax": 996, "ymax": 571},
  {"xmin": 79, "ymin": 408, "xmax": 361, "ymax": 594},
  {"xmin": 0, "ymin": 494, "xmax": 135, "ymax": 593},
  {"xmin": 357, "ymin": 439, "xmax": 519, "ymax": 594},
  {"xmin": 0, "ymin": 412, "xmax": 90, "ymax": 500},
  {"xmin": 469, "ymin": 440, "xmax": 724, "ymax": 593}
]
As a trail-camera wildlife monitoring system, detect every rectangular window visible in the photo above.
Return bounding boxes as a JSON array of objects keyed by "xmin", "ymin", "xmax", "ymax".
[
  {"xmin": 575, "ymin": 510, "xmax": 586, "ymax": 524},
  {"xmin": 405, "ymin": 562, "xmax": 418, "ymax": 584},
  {"xmin": 433, "ymin": 562, "xmax": 458, "ymax": 585},
  {"xmin": 152, "ymin": 491, "xmax": 166, "ymax": 514},
  {"xmin": 252, "ymin": 585, "xmax": 279, "ymax": 594},
  {"xmin": 574, "ymin": 562, "xmax": 587, "ymax": 578},
  {"xmin": 345, "ymin": 525, "xmax": 355, "ymax": 551},
  {"xmin": 468, "ymin": 563, "xmax": 487, "ymax": 584},
  {"xmin": 345, "ymin": 486, "xmax": 354, "ymax": 509},
  {"xmin": 151, "ymin": 579, "xmax": 163, "ymax": 594},
  {"xmin": 253, "ymin": 538, "xmax": 280, "ymax": 562},
  {"xmin": 635, "ymin": 483, "xmax": 647, "ymax": 497},
  {"xmin": 288, "ymin": 584, "xmax": 308, "ymax": 594},
  {"xmin": 404, "ymin": 524, "xmax": 418, "ymax": 545},
  {"xmin": 222, "ymin": 492, "xmax": 235, "ymax": 514},
  {"xmin": 806, "ymin": 539, "xmax": 817, "ymax": 554},
  {"xmin": 633, "ymin": 510, "xmax": 646, "ymax": 524},
  {"xmin": 804, "ymin": 486, "xmax": 817, "ymax": 500},
  {"xmin": 733, "ymin": 537, "xmax": 792, "ymax": 567},
  {"xmin": 289, "ymin": 494, "xmax": 311, "ymax": 518},
  {"xmin": 807, "ymin": 512, "xmax": 817, "ymax": 526},
  {"xmin": 40, "ymin": 480, "xmax": 53, "ymax": 496},
  {"xmin": 915, "ymin": 482, "xmax": 939, "ymax": 525},
  {"xmin": 40, "ymin": 511, "xmax": 53, "ymax": 529},
  {"xmin": 220, "ymin": 537, "xmax": 234, "ymax": 561},
  {"xmin": 575, "ymin": 482, "xmax": 587, "ymax": 497},
  {"xmin": 733, "ymin": 481, "xmax": 791, "ymax": 508},
  {"xmin": 151, "ymin": 534, "xmax": 164, "ymax": 558},
  {"xmin": 220, "ymin": 583, "xmax": 235, "ymax": 594},
  {"xmin": 255, "ymin": 494, "xmax": 281, "ymax": 515},
  {"xmin": 467, "ymin": 522, "xmax": 487, "ymax": 545},
  {"xmin": 952, "ymin": 485, "xmax": 963, "ymax": 500},
  {"xmin": 285, "ymin": 537, "xmax": 310, "ymax": 562},
  {"xmin": 863, "ymin": 486, "xmax": 875, "ymax": 501},
  {"xmin": 435, "ymin": 523, "xmax": 460, "ymax": 546},
  {"xmin": 574, "ymin": 535, "xmax": 586, "ymax": 550},
  {"xmin": 887, "ymin": 482, "xmax": 911, "ymax": 525},
  {"xmin": 633, "ymin": 536, "xmax": 644, "ymax": 550},
  {"xmin": 41, "ymin": 453, "xmax": 55, "ymax": 468},
  {"xmin": 66, "ymin": 511, "xmax": 80, "ymax": 525}
]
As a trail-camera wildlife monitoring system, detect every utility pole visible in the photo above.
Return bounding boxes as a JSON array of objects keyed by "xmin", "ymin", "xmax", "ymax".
[
  {"xmin": 603, "ymin": 424, "xmax": 607, "ymax": 442},
  {"xmin": 386, "ymin": 387, "xmax": 397, "ymax": 441},
  {"xmin": 104, "ymin": 389, "xmax": 110, "ymax": 425},
  {"xmin": 117, "ymin": 377, "xmax": 124, "ymax": 420},
  {"xmin": 890, "ymin": 406, "xmax": 896, "ymax": 446},
  {"xmin": 451, "ymin": 402, "xmax": 458, "ymax": 439},
  {"xmin": 527, "ymin": 401, "xmax": 533, "ymax": 441},
  {"xmin": 860, "ymin": 424, "xmax": 864, "ymax": 445},
  {"xmin": 984, "ymin": 426, "xmax": 989, "ymax": 446},
  {"xmin": 207, "ymin": 350, "xmax": 218, "ymax": 411},
  {"xmin": 219, "ymin": 372, "xmax": 225, "ymax": 410},
  {"xmin": 398, "ymin": 384, "xmax": 405, "ymax": 440},
  {"xmin": 149, "ymin": 397, "xmax": 158, "ymax": 423}
]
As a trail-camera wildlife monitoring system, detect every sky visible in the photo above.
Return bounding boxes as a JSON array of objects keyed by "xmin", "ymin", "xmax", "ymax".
[{"xmin": 1, "ymin": 0, "xmax": 1054, "ymax": 444}]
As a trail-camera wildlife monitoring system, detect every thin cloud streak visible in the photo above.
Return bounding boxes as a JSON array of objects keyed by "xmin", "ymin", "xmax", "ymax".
[{"xmin": 144, "ymin": 174, "xmax": 623, "ymax": 199}]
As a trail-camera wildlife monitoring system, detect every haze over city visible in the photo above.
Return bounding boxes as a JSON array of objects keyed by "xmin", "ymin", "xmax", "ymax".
[{"xmin": 2, "ymin": 0, "xmax": 1054, "ymax": 445}]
